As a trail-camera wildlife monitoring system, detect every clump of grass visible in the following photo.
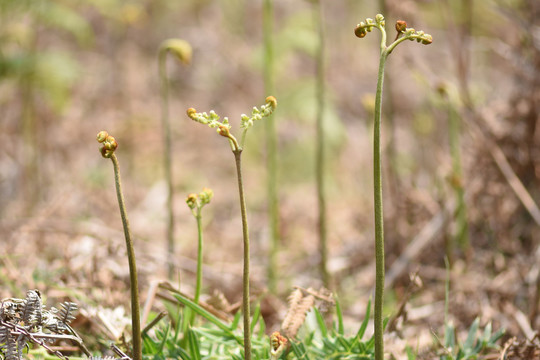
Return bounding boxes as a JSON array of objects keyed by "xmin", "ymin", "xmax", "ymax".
[
  {"xmin": 436, "ymin": 259, "xmax": 504, "ymax": 359},
  {"xmin": 155, "ymin": 284, "xmax": 375, "ymax": 359},
  {"xmin": 185, "ymin": 187, "xmax": 214, "ymax": 305},
  {"xmin": 96, "ymin": 130, "xmax": 142, "ymax": 360},
  {"xmin": 158, "ymin": 38, "xmax": 192, "ymax": 279},
  {"xmin": 186, "ymin": 96, "xmax": 277, "ymax": 360},
  {"xmin": 354, "ymin": 15, "xmax": 432, "ymax": 360}
]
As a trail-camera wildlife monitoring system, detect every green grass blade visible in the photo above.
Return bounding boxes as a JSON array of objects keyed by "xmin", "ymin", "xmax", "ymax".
[
  {"xmin": 335, "ymin": 298, "xmax": 344, "ymax": 335},
  {"xmin": 231, "ymin": 310, "xmax": 242, "ymax": 331},
  {"xmin": 463, "ymin": 318, "xmax": 479, "ymax": 351},
  {"xmin": 489, "ymin": 328, "xmax": 505, "ymax": 345},
  {"xmin": 173, "ymin": 305, "xmax": 183, "ymax": 343},
  {"xmin": 475, "ymin": 322, "xmax": 492, "ymax": 353},
  {"xmin": 142, "ymin": 334, "xmax": 158, "ymax": 354},
  {"xmin": 251, "ymin": 303, "xmax": 261, "ymax": 335},
  {"xmin": 177, "ymin": 346, "xmax": 192, "ymax": 360},
  {"xmin": 302, "ymin": 331, "xmax": 315, "ymax": 347},
  {"xmin": 187, "ymin": 328, "xmax": 201, "ymax": 360},
  {"xmin": 181, "ymin": 307, "xmax": 193, "ymax": 337},
  {"xmin": 257, "ymin": 311, "xmax": 266, "ymax": 338},
  {"xmin": 482, "ymin": 322, "xmax": 492, "ymax": 343},
  {"xmin": 157, "ymin": 321, "xmax": 171, "ymax": 355},
  {"xmin": 172, "ymin": 293, "xmax": 231, "ymax": 333},
  {"xmin": 405, "ymin": 345, "xmax": 417, "ymax": 360},
  {"xmin": 353, "ymin": 298, "xmax": 371, "ymax": 346},
  {"xmin": 172, "ymin": 293, "xmax": 243, "ymax": 345},
  {"xmin": 336, "ymin": 334, "xmax": 351, "ymax": 351},
  {"xmin": 365, "ymin": 334, "xmax": 375, "ymax": 350},
  {"xmin": 290, "ymin": 341, "xmax": 310, "ymax": 359},
  {"xmin": 322, "ymin": 337, "xmax": 338, "ymax": 352},
  {"xmin": 444, "ymin": 322, "xmax": 455, "ymax": 349},
  {"xmin": 314, "ymin": 307, "xmax": 328, "ymax": 337}
]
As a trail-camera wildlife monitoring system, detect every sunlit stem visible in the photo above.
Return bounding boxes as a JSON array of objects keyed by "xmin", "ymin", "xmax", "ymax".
[
  {"xmin": 233, "ymin": 149, "xmax": 252, "ymax": 360},
  {"xmin": 263, "ymin": 0, "xmax": 279, "ymax": 294},
  {"xmin": 313, "ymin": 0, "xmax": 330, "ymax": 288},
  {"xmin": 194, "ymin": 207, "xmax": 203, "ymax": 304},
  {"xmin": 158, "ymin": 50, "xmax": 176, "ymax": 279},
  {"xmin": 110, "ymin": 154, "xmax": 142, "ymax": 360},
  {"xmin": 373, "ymin": 23, "xmax": 388, "ymax": 360}
]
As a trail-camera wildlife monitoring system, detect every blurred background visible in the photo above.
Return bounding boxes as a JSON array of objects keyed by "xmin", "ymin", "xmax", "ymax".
[{"xmin": 0, "ymin": 0, "xmax": 539, "ymax": 355}]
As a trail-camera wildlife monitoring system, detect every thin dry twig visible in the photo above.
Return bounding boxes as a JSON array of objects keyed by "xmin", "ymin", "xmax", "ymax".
[
  {"xmin": 504, "ymin": 302, "xmax": 536, "ymax": 340},
  {"xmin": 466, "ymin": 112, "xmax": 540, "ymax": 226},
  {"xmin": 385, "ymin": 210, "xmax": 448, "ymax": 288},
  {"xmin": 141, "ymin": 280, "xmax": 160, "ymax": 327}
]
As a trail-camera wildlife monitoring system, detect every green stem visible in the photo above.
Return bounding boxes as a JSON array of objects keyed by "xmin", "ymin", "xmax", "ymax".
[
  {"xmin": 194, "ymin": 209, "xmax": 203, "ymax": 304},
  {"xmin": 313, "ymin": 0, "xmax": 329, "ymax": 288},
  {"xmin": 233, "ymin": 149, "xmax": 252, "ymax": 360},
  {"xmin": 448, "ymin": 101, "xmax": 469, "ymax": 252},
  {"xmin": 110, "ymin": 154, "xmax": 142, "ymax": 360},
  {"xmin": 263, "ymin": 0, "xmax": 279, "ymax": 294},
  {"xmin": 159, "ymin": 51, "xmax": 176, "ymax": 280},
  {"xmin": 373, "ymin": 48, "xmax": 388, "ymax": 360},
  {"xmin": 21, "ymin": 43, "xmax": 39, "ymax": 214}
]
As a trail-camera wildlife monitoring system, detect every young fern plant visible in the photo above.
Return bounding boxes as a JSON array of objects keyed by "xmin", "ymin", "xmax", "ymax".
[
  {"xmin": 185, "ymin": 187, "xmax": 214, "ymax": 305},
  {"xmin": 311, "ymin": 0, "xmax": 330, "ymax": 289},
  {"xmin": 354, "ymin": 15, "xmax": 432, "ymax": 360},
  {"xmin": 96, "ymin": 131, "xmax": 142, "ymax": 360},
  {"xmin": 437, "ymin": 84, "xmax": 470, "ymax": 261},
  {"xmin": 262, "ymin": 0, "xmax": 280, "ymax": 295},
  {"xmin": 186, "ymin": 96, "xmax": 277, "ymax": 360},
  {"xmin": 158, "ymin": 38, "xmax": 192, "ymax": 279}
]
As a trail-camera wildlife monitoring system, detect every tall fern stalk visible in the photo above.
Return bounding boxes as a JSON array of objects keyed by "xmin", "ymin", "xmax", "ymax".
[
  {"xmin": 438, "ymin": 86, "xmax": 469, "ymax": 258},
  {"xmin": 313, "ymin": 0, "xmax": 330, "ymax": 288},
  {"xmin": 158, "ymin": 39, "xmax": 192, "ymax": 279},
  {"xmin": 354, "ymin": 15, "xmax": 432, "ymax": 360},
  {"xmin": 187, "ymin": 97, "xmax": 277, "ymax": 360},
  {"xmin": 262, "ymin": 0, "xmax": 279, "ymax": 293},
  {"xmin": 233, "ymin": 149, "xmax": 252, "ymax": 359},
  {"xmin": 97, "ymin": 131, "xmax": 142, "ymax": 360},
  {"xmin": 373, "ymin": 46, "xmax": 387, "ymax": 360},
  {"xmin": 186, "ymin": 188, "xmax": 213, "ymax": 305},
  {"xmin": 195, "ymin": 208, "xmax": 204, "ymax": 304}
]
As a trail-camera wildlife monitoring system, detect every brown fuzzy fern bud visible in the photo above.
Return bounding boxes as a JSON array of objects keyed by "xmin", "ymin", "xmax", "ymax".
[
  {"xmin": 96, "ymin": 131, "xmax": 109, "ymax": 143},
  {"xmin": 420, "ymin": 33, "xmax": 433, "ymax": 45},
  {"xmin": 354, "ymin": 23, "xmax": 368, "ymax": 38},
  {"xmin": 270, "ymin": 331, "xmax": 288, "ymax": 359},
  {"xmin": 97, "ymin": 131, "xmax": 118, "ymax": 158},
  {"xmin": 104, "ymin": 136, "xmax": 118, "ymax": 151},
  {"xmin": 265, "ymin": 96, "xmax": 278, "ymax": 110},
  {"xmin": 217, "ymin": 125, "xmax": 231, "ymax": 138},
  {"xmin": 187, "ymin": 108, "xmax": 197, "ymax": 120},
  {"xmin": 186, "ymin": 193, "xmax": 198, "ymax": 210},
  {"xmin": 199, "ymin": 187, "xmax": 213, "ymax": 205},
  {"xmin": 271, "ymin": 332, "xmax": 285, "ymax": 351},
  {"xmin": 395, "ymin": 20, "xmax": 407, "ymax": 33},
  {"xmin": 160, "ymin": 39, "xmax": 192, "ymax": 65}
]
